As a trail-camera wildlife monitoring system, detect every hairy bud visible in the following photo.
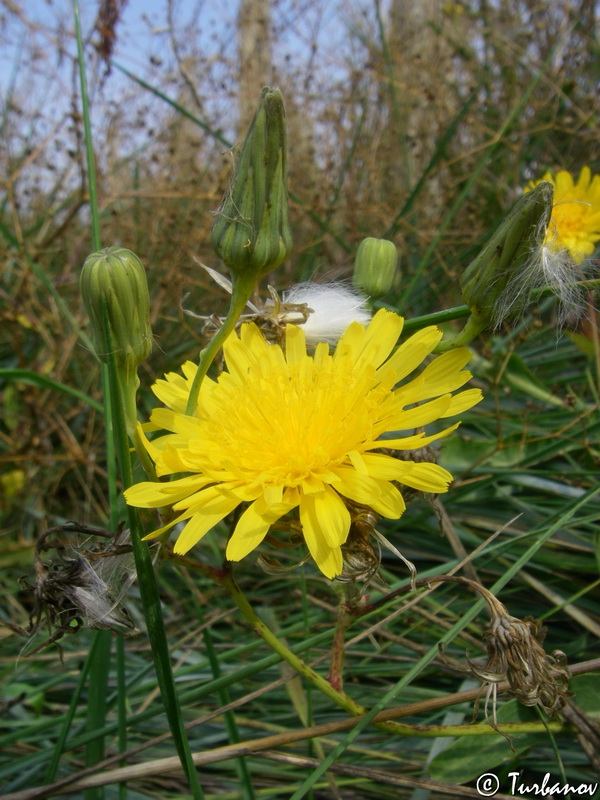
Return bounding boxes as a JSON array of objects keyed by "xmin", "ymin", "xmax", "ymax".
[
  {"xmin": 80, "ymin": 246, "xmax": 152, "ymax": 370},
  {"xmin": 353, "ymin": 237, "xmax": 399, "ymax": 297}
]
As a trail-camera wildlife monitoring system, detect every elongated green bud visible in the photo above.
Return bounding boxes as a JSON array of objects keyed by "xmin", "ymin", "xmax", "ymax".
[
  {"xmin": 353, "ymin": 237, "xmax": 399, "ymax": 297},
  {"xmin": 80, "ymin": 246, "xmax": 152, "ymax": 370},
  {"xmin": 460, "ymin": 182, "xmax": 554, "ymax": 326},
  {"xmin": 211, "ymin": 86, "xmax": 293, "ymax": 279}
]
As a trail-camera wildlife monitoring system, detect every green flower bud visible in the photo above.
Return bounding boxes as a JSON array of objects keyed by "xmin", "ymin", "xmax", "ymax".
[
  {"xmin": 353, "ymin": 237, "xmax": 399, "ymax": 297},
  {"xmin": 80, "ymin": 246, "xmax": 152, "ymax": 370},
  {"xmin": 211, "ymin": 86, "xmax": 293, "ymax": 279},
  {"xmin": 460, "ymin": 181, "xmax": 554, "ymax": 327}
]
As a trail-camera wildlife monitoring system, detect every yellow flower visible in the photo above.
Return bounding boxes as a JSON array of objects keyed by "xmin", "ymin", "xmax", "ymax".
[
  {"xmin": 528, "ymin": 167, "xmax": 600, "ymax": 263},
  {"xmin": 124, "ymin": 310, "xmax": 482, "ymax": 579}
]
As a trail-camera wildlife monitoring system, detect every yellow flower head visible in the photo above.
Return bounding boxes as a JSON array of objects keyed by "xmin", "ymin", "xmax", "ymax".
[
  {"xmin": 124, "ymin": 310, "xmax": 482, "ymax": 579},
  {"xmin": 528, "ymin": 167, "xmax": 600, "ymax": 263}
]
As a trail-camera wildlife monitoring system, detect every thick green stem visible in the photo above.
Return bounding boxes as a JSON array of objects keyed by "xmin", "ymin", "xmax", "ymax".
[
  {"xmin": 433, "ymin": 312, "xmax": 487, "ymax": 352},
  {"xmin": 117, "ymin": 367, "xmax": 157, "ymax": 481}
]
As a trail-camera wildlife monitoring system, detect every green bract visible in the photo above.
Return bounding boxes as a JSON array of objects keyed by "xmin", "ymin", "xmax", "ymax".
[
  {"xmin": 353, "ymin": 237, "xmax": 399, "ymax": 297},
  {"xmin": 80, "ymin": 246, "xmax": 152, "ymax": 371},
  {"xmin": 211, "ymin": 86, "xmax": 293, "ymax": 278}
]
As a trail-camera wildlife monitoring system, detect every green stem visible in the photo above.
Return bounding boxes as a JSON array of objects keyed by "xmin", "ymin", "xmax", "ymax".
[
  {"xmin": 398, "ymin": 277, "xmax": 600, "ymax": 336},
  {"xmin": 117, "ymin": 367, "xmax": 157, "ymax": 481},
  {"xmin": 116, "ymin": 637, "xmax": 128, "ymax": 800},
  {"xmin": 73, "ymin": 0, "xmax": 100, "ymax": 250},
  {"xmin": 221, "ymin": 571, "xmax": 365, "ymax": 717},
  {"xmin": 102, "ymin": 305, "xmax": 204, "ymax": 800},
  {"xmin": 433, "ymin": 313, "xmax": 487, "ymax": 352},
  {"xmin": 221, "ymin": 571, "xmax": 514, "ymax": 740},
  {"xmin": 400, "ymin": 304, "xmax": 471, "ymax": 333},
  {"xmin": 185, "ymin": 275, "xmax": 255, "ymax": 415},
  {"xmin": 327, "ymin": 592, "xmax": 352, "ymax": 692}
]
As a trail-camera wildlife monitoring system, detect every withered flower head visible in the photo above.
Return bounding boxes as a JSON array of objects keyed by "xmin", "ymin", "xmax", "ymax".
[
  {"xmin": 434, "ymin": 576, "xmax": 570, "ymax": 730},
  {"xmin": 481, "ymin": 612, "xmax": 570, "ymax": 716},
  {"xmin": 441, "ymin": 579, "xmax": 571, "ymax": 725},
  {"xmin": 3, "ymin": 525, "xmax": 136, "ymax": 656}
]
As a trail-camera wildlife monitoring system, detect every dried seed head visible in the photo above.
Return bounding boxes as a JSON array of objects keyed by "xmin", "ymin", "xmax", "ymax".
[
  {"xmin": 281, "ymin": 283, "xmax": 371, "ymax": 345},
  {"xmin": 435, "ymin": 577, "xmax": 571, "ymax": 729},
  {"xmin": 187, "ymin": 266, "xmax": 371, "ymax": 346},
  {"xmin": 5, "ymin": 525, "xmax": 136, "ymax": 656},
  {"xmin": 484, "ymin": 613, "xmax": 570, "ymax": 715}
]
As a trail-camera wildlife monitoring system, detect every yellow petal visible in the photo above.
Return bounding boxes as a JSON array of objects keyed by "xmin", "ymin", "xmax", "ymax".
[
  {"xmin": 152, "ymin": 408, "xmax": 203, "ymax": 437},
  {"xmin": 124, "ymin": 474, "xmax": 211, "ymax": 508},
  {"xmin": 368, "ymin": 422, "xmax": 459, "ymax": 450},
  {"xmin": 142, "ymin": 509, "xmax": 194, "ymax": 540},
  {"xmin": 439, "ymin": 388, "xmax": 483, "ymax": 417},
  {"xmin": 391, "ymin": 395, "xmax": 452, "ymax": 428},
  {"xmin": 330, "ymin": 467, "xmax": 382, "ymax": 505},
  {"xmin": 173, "ymin": 494, "xmax": 240, "ymax": 553},
  {"xmin": 227, "ymin": 492, "xmax": 298, "ymax": 561},
  {"xmin": 299, "ymin": 497, "xmax": 343, "ymax": 579},
  {"xmin": 398, "ymin": 462, "xmax": 453, "ymax": 493},
  {"xmin": 355, "ymin": 309, "xmax": 403, "ymax": 370},
  {"xmin": 299, "ymin": 486, "xmax": 350, "ymax": 548},
  {"xmin": 368, "ymin": 479, "xmax": 406, "ymax": 518},
  {"xmin": 285, "ymin": 322, "xmax": 308, "ymax": 367},
  {"xmin": 384, "ymin": 326, "xmax": 443, "ymax": 381},
  {"xmin": 152, "ymin": 363, "xmax": 198, "ymax": 412},
  {"xmin": 357, "ymin": 454, "xmax": 415, "ymax": 481}
]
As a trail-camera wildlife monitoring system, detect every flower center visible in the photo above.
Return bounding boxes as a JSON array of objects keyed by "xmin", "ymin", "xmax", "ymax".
[{"xmin": 200, "ymin": 357, "xmax": 383, "ymax": 488}]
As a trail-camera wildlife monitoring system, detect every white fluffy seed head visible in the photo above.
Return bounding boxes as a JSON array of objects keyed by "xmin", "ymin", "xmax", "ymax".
[{"xmin": 282, "ymin": 282, "xmax": 372, "ymax": 345}]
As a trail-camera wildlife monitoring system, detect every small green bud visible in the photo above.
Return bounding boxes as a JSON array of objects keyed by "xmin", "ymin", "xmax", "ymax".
[
  {"xmin": 460, "ymin": 181, "xmax": 554, "ymax": 326},
  {"xmin": 80, "ymin": 246, "xmax": 152, "ymax": 370},
  {"xmin": 211, "ymin": 86, "xmax": 293, "ymax": 279},
  {"xmin": 353, "ymin": 237, "xmax": 399, "ymax": 297}
]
